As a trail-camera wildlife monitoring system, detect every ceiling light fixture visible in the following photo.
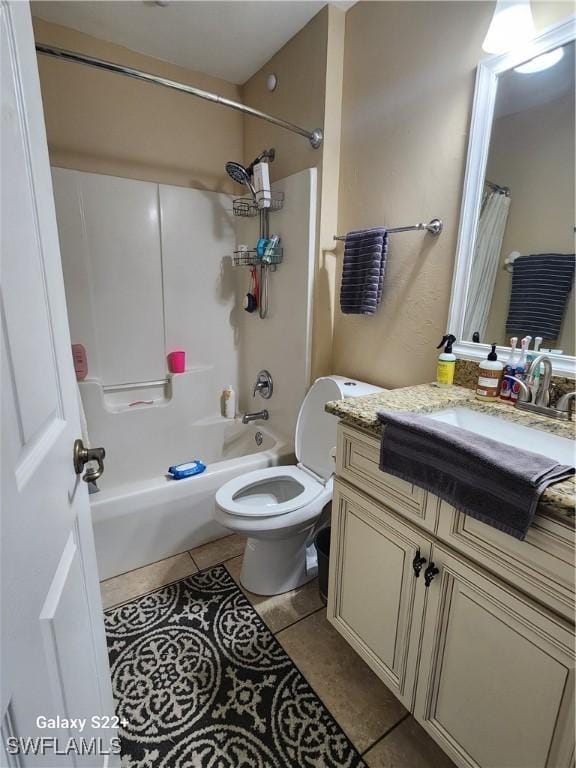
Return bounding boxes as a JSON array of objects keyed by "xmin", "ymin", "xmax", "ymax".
[
  {"xmin": 482, "ymin": 0, "xmax": 535, "ymax": 54},
  {"xmin": 514, "ymin": 46, "xmax": 565, "ymax": 73}
]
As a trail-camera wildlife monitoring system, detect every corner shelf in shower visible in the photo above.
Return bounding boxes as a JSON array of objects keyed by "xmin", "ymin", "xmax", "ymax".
[
  {"xmin": 232, "ymin": 191, "xmax": 284, "ymax": 218},
  {"xmin": 232, "ymin": 247, "xmax": 283, "ymax": 268}
]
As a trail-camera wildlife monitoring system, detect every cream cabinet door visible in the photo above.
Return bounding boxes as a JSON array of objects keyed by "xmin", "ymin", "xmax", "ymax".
[
  {"xmin": 414, "ymin": 544, "xmax": 575, "ymax": 768},
  {"xmin": 328, "ymin": 480, "xmax": 432, "ymax": 710}
]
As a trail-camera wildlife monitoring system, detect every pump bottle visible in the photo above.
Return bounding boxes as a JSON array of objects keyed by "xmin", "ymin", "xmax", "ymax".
[
  {"xmin": 476, "ymin": 344, "xmax": 503, "ymax": 401},
  {"xmin": 436, "ymin": 335, "xmax": 457, "ymax": 387}
]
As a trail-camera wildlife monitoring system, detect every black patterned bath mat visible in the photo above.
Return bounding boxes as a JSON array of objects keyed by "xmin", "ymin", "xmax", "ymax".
[{"xmin": 104, "ymin": 564, "xmax": 365, "ymax": 767}]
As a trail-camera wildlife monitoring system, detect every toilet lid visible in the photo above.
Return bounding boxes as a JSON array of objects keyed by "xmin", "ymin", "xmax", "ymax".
[{"xmin": 295, "ymin": 377, "xmax": 343, "ymax": 481}]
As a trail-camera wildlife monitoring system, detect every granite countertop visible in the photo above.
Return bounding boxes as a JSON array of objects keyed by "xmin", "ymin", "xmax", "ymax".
[{"xmin": 326, "ymin": 383, "xmax": 575, "ymax": 526}]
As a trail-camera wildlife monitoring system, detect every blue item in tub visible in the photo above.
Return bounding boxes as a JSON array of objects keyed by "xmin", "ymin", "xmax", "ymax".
[{"xmin": 168, "ymin": 460, "xmax": 206, "ymax": 480}]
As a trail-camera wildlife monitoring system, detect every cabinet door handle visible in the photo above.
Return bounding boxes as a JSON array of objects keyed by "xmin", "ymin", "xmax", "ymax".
[
  {"xmin": 424, "ymin": 563, "xmax": 440, "ymax": 587},
  {"xmin": 412, "ymin": 550, "xmax": 427, "ymax": 578}
]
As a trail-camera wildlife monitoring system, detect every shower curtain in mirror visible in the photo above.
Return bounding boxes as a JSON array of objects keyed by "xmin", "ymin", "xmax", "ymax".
[{"xmin": 463, "ymin": 191, "xmax": 511, "ymax": 341}]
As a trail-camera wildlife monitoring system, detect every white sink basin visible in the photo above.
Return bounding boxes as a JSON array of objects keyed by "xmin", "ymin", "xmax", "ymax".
[{"xmin": 424, "ymin": 408, "xmax": 575, "ymax": 466}]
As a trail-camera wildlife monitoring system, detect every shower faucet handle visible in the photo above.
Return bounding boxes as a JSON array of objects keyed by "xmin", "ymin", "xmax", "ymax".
[{"xmin": 253, "ymin": 370, "xmax": 273, "ymax": 399}]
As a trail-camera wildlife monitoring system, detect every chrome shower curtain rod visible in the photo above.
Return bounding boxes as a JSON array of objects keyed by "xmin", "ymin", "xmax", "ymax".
[{"xmin": 35, "ymin": 43, "xmax": 324, "ymax": 149}]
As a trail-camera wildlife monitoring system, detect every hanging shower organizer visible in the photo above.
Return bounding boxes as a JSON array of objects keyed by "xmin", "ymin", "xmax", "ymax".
[
  {"xmin": 232, "ymin": 191, "xmax": 285, "ymax": 319},
  {"xmin": 232, "ymin": 248, "xmax": 283, "ymax": 268},
  {"xmin": 232, "ymin": 190, "xmax": 284, "ymax": 218}
]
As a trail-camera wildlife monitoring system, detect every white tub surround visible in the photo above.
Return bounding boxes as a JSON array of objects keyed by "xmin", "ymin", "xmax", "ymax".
[
  {"xmin": 52, "ymin": 167, "xmax": 318, "ymax": 581},
  {"xmin": 91, "ymin": 418, "xmax": 290, "ymax": 580},
  {"xmin": 78, "ymin": 370, "xmax": 291, "ymax": 578},
  {"xmin": 52, "ymin": 168, "xmax": 239, "ymax": 397},
  {"xmin": 91, "ymin": 419, "xmax": 292, "ymax": 579},
  {"xmin": 235, "ymin": 168, "xmax": 317, "ymax": 441}
]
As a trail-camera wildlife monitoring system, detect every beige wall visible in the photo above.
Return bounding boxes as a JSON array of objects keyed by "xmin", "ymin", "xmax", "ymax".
[
  {"xmin": 34, "ymin": 2, "xmax": 574, "ymax": 388},
  {"xmin": 484, "ymin": 90, "xmax": 575, "ymax": 352},
  {"xmin": 35, "ymin": 10, "xmax": 344, "ymax": 380},
  {"xmin": 332, "ymin": 1, "xmax": 495, "ymax": 388},
  {"xmin": 241, "ymin": 6, "xmax": 345, "ymax": 380},
  {"xmin": 32, "ymin": 18, "xmax": 243, "ymax": 192},
  {"xmin": 531, "ymin": 1, "xmax": 576, "ymax": 30},
  {"xmin": 331, "ymin": 0, "xmax": 574, "ymax": 389},
  {"xmin": 241, "ymin": 7, "xmax": 328, "ymax": 184}
]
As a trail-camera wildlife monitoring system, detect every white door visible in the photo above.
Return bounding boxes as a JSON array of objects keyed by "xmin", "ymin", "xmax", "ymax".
[{"xmin": 1, "ymin": 3, "xmax": 119, "ymax": 766}]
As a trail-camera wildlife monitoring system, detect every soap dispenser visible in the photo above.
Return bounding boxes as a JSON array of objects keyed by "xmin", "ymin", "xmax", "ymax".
[
  {"xmin": 476, "ymin": 344, "xmax": 503, "ymax": 401},
  {"xmin": 436, "ymin": 334, "xmax": 457, "ymax": 387}
]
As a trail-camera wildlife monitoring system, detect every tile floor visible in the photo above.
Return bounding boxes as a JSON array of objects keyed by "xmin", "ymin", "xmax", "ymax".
[{"xmin": 100, "ymin": 533, "xmax": 455, "ymax": 768}]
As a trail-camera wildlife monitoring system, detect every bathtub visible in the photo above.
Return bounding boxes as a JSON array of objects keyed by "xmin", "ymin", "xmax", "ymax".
[{"xmin": 90, "ymin": 418, "xmax": 292, "ymax": 580}]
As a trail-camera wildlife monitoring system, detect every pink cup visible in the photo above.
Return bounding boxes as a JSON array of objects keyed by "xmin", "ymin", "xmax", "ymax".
[{"xmin": 167, "ymin": 350, "xmax": 185, "ymax": 374}]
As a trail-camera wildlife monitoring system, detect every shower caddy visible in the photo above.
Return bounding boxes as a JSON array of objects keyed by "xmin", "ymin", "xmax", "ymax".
[{"xmin": 232, "ymin": 189, "xmax": 284, "ymax": 319}]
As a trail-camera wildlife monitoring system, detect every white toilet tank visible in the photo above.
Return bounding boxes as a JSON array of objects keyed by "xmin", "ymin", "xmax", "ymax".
[{"xmin": 295, "ymin": 375, "xmax": 384, "ymax": 481}]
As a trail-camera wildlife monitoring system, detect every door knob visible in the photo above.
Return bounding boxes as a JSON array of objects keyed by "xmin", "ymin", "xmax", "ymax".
[{"xmin": 73, "ymin": 439, "xmax": 105, "ymax": 483}]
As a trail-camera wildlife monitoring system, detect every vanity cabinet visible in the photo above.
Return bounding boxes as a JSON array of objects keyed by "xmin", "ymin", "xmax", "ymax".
[
  {"xmin": 435, "ymin": 500, "xmax": 575, "ymax": 619},
  {"xmin": 328, "ymin": 481, "xmax": 431, "ymax": 709},
  {"xmin": 336, "ymin": 424, "xmax": 439, "ymax": 532},
  {"xmin": 328, "ymin": 424, "xmax": 575, "ymax": 768},
  {"xmin": 415, "ymin": 544, "xmax": 575, "ymax": 768}
]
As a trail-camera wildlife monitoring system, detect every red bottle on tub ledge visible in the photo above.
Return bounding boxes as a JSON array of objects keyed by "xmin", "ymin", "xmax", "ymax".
[
  {"xmin": 72, "ymin": 344, "xmax": 88, "ymax": 380},
  {"xmin": 167, "ymin": 350, "xmax": 185, "ymax": 374}
]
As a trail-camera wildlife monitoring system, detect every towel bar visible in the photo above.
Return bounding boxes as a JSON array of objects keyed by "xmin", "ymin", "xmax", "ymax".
[{"xmin": 334, "ymin": 218, "xmax": 443, "ymax": 240}]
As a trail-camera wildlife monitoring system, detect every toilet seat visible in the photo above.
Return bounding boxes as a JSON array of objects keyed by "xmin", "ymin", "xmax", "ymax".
[{"xmin": 215, "ymin": 465, "xmax": 324, "ymax": 519}]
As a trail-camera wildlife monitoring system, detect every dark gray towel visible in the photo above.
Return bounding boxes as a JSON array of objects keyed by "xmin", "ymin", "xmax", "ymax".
[
  {"xmin": 506, "ymin": 253, "xmax": 575, "ymax": 341},
  {"xmin": 340, "ymin": 227, "xmax": 388, "ymax": 315},
  {"xmin": 377, "ymin": 411, "xmax": 574, "ymax": 540}
]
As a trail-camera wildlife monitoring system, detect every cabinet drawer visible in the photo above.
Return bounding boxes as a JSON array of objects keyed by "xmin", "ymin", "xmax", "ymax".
[
  {"xmin": 337, "ymin": 424, "xmax": 438, "ymax": 532},
  {"xmin": 436, "ymin": 500, "xmax": 575, "ymax": 622}
]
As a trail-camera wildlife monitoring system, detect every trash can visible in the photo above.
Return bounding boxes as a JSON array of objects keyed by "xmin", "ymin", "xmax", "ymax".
[{"xmin": 314, "ymin": 526, "xmax": 331, "ymax": 605}]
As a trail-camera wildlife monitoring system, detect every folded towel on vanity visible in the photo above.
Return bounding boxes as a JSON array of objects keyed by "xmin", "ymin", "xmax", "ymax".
[
  {"xmin": 506, "ymin": 253, "xmax": 575, "ymax": 341},
  {"xmin": 340, "ymin": 227, "xmax": 388, "ymax": 315},
  {"xmin": 377, "ymin": 411, "xmax": 574, "ymax": 540}
]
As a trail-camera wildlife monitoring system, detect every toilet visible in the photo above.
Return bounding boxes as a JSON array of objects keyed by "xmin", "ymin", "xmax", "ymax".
[{"xmin": 214, "ymin": 376, "xmax": 383, "ymax": 595}]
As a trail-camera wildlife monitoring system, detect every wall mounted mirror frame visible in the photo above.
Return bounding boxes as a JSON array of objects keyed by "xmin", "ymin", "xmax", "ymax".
[{"xmin": 448, "ymin": 16, "xmax": 576, "ymax": 376}]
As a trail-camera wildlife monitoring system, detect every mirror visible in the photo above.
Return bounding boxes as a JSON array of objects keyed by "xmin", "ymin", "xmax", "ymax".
[{"xmin": 449, "ymin": 18, "xmax": 576, "ymax": 373}]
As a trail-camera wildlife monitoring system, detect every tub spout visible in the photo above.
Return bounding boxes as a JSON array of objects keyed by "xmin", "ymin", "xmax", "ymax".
[{"xmin": 242, "ymin": 410, "xmax": 269, "ymax": 424}]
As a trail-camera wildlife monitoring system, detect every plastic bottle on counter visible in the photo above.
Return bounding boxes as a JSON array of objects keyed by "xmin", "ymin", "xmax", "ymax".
[
  {"xmin": 475, "ymin": 344, "xmax": 503, "ymax": 401},
  {"xmin": 436, "ymin": 334, "xmax": 457, "ymax": 387},
  {"xmin": 499, "ymin": 337, "xmax": 518, "ymax": 403},
  {"xmin": 223, "ymin": 385, "xmax": 236, "ymax": 419},
  {"xmin": 511, "ymin": 336, "xmax": 531, "ymax": 403}
]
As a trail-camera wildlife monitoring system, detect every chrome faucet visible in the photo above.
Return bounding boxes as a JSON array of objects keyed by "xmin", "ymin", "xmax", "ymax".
[
  {"xmin": 505, "ymin": 355, "xmax": 574, "ymax": 421},
  {"xmin": 242, "ymin": 409, "xmax": 269, "ymax": 424},
  {"xmin": 526, "ymin": 354, "xmax": 553, "ymax": 406}
]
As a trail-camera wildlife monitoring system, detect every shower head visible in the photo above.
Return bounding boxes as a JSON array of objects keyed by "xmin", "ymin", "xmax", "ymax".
[
  {"xmin": 225, "ymin": 161, "xmax": 249, "ymax": 185},
  {"xmin": 225, "ymin": 161, "xmax": 257, "ymax": 201}
]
